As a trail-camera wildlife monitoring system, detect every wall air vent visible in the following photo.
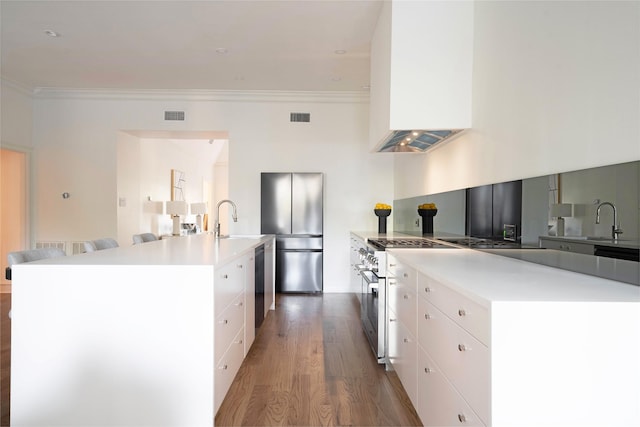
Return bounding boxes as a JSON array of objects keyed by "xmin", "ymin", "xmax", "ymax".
[
  {"xmin": 164, "ymin": 111, "xmax": 185, "ymax": 121},
  {"xmin": 290, "ymin": 112, "xmax": 311, "ymax": 123}
]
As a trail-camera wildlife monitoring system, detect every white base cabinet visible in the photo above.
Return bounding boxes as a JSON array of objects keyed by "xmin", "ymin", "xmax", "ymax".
[
  {"xmin": 386, "ymin": 248, "xmax": 640, "ymax": 427},
  {"xmin": 10, "ymin": 234, "xmax": 273, "ymax": 426}
]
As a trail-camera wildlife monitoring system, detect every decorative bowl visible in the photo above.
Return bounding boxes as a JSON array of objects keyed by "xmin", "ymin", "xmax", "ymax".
[{"xmin": 374, "ymin": 209, "xmax": 392, "ymax": 217}]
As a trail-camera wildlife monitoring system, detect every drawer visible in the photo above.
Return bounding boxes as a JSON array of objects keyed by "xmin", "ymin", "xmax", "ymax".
[
  {"xmin": 214, "ymin": 327, "xmax": 245, "ymax": 414},
  {"xmin": 418, "ymin": 297, "xmax": 490, "ymax": 424},
  {"xmin": 388, "ymin": 276, "xmax": 417, "ymax": 335},
  {"xmin": 419, "ymin": 273, "xmax": 489, "ymax": 345},
  {"xmin": 214, "ymin": 261, "xmax": 245, "ymax": 318},
  {"xmin": 417, "ymin": 347, "xmax": 486, "ymax": 427},
  {"xmin": 387, "ymin": 311, "xmax": 417, "ymax": 405},
  {"xmin": 215, "ymin": 293, "xmax": 245, "ymax": 364},
  {"xmin": 387, "ymin": 255, "xmax": 416, "ymax": 283}
]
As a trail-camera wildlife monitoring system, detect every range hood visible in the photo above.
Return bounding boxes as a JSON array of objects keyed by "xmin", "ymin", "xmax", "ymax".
[{"xmin": 375, "ymin": 129, "xmax": 466, "ymax": 153}]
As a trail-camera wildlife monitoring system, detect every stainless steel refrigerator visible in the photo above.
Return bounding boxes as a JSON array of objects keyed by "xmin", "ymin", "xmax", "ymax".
[{"xmin": 260, "ymin": 173, "xmax": 323, "ymax": 293}]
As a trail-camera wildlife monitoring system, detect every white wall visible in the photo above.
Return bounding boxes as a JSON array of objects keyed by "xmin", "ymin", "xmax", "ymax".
[
  {"xmin": 393, "ymin": 1, "xmax": 640, "ymax": 199},
  {"xmin": 28, "ymin": 91, "xmax": 393, "ymax": 292},
  {"xmin": 1, "ymin": 81, "xmax": 33, "ymax": 149}
]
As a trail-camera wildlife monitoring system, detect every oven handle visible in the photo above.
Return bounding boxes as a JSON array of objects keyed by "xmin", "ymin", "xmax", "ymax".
[{"xmin": 360, "ymin": 269, "xmax": 380, "ymax": 285}]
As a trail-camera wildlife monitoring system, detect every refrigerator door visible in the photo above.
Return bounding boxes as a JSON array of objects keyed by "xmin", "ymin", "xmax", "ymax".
[
  {"xmin": 276, "ymin": 250, "xmax": 323, "ymax": 293},
  {"xmin": 292, "ymin": 173, "xmax": 323, "ymax": 235},
  {"xmin": 261, "ymin": 173, "xmax": 292, "ymax": 234}
]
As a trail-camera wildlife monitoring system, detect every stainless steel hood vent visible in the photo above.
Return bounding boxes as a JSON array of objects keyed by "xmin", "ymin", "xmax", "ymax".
[{"xmin": 376, "ymin": 129, "xmax": 465, "ymax": 153}]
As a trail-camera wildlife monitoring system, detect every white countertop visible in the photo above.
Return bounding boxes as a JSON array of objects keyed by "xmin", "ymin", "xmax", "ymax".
[
  {"xmin": 16, "ymin": 234, "xmax": 273, "ymax": 267},
  {"xmin": 388, "ymin": 248, "xmax": 640, "ymax": 307}
]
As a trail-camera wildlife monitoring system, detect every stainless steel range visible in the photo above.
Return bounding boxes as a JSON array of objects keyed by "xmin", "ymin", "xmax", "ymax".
[{"xmin": 358, "ymin": 237, "xmax": 457, "ymax": 364}]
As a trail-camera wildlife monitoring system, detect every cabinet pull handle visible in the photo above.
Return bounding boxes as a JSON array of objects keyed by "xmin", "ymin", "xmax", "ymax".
[
  {"xmin": 219, "ymin": 364, "xmax": 228, "ymax": 370},
  {"xmin": 389, "ymin": 280, "xmax": 397, "ymax": 286},
  {"xmin": 458, "ymin": 309, "xmax": 466, "ymax": 317},
  {"xmin": 235, "ymin": 301, "xmax": 243, "ymax": 307},
  {"xmin": 403, "ymin": 338, "xmax": 410, "ymax": 343},
  {"xmin": 237, "ymin": 264, "xmax": 243, "ymax": 269},
  {"xmin": 234, "ymin": 339, "xmax": 243, "ymax": 344},
  {"xmin": 403, "ymin": 294, "xmax": 409, "ymax": 300},
  {"xmin": 219, "ymin": 319, "xmax": 228, "ymax": 325},
  {"xmin": 424, "ymin": 313, "xmax": 432, "ymax": 320},
  {"xmin": 389, "ymin": 318, "xmax": 397, "ymax": 322},
  {"xmin": 424, "ymin": 367, "xmax": 433, "ymax": 374},
  {"xmin": 403, "ymin": 272, "xmax": 408, "ymax": 278},
  {"xmin": 424, "ymin": 287, "xmax": 431, "ymax": 293},
  {"xmin": 458, "ymin": 344, "xmax": 467, "ymax": 352},
  {"xmin": 389, "ymin": 263, "xmax": 397, "ymax": 267},
  {"xmin": 222, "ymin": 274, "xmax": 228, "ymax": 279},
  {"xmin": 458, "ymin": 413, "xmax": 467, "ymax": 423}
]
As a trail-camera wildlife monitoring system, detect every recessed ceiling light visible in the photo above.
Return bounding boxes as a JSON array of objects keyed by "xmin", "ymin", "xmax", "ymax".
[
  {"xmin": 44, "ymin": 30, "xmax": 60, "ymax": 37},
  {"xmin": 334, "ymin": 49, "xmax": 347, "ymax": 55},
  {"xmin": 215, "ymin": 48, "xmax": 228, "ymax": 54}
]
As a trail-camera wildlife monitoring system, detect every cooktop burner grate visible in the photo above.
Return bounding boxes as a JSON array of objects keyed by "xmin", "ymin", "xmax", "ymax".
[{"xmin": 367, "ymin": 238, "xmax": 455, "ymax": 250}]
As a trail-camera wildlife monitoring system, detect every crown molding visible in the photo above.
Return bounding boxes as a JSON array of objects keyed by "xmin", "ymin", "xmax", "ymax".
[{"xmin": 30, "ymin": 87, "xmax": 370, "ymax": 104}]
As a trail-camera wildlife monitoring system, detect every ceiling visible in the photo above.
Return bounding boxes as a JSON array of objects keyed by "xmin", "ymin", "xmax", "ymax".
[{"xmin": 0, "ymin": 0, "xmax": 383, "ymax": 92}]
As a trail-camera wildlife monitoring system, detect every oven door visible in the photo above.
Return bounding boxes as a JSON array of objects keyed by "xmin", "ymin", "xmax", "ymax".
[{"xmin": 360, "ymin": 268, "xmax": 386, "ymax": 363}]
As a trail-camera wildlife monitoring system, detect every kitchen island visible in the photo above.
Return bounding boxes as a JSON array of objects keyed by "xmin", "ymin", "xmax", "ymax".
[
  {"xmin": 10, "ymin": 233, "xmax": 274, "ymax": 426},
  {"xmin": 385, "ymin": 248, "xmax": 640, "ymax": 426}
]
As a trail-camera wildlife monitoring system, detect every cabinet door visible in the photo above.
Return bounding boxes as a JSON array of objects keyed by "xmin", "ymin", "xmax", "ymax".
[
  {"xmin": 417, "ymin": 348, "xmax": 485, "ymax": 427},
  {"xmin": 388, "ymin": 309, "xmax": 417, "ymax": 406},
  {"xmin": 214, "ymin": 328, "xmax": 245, "ymax": 414}
]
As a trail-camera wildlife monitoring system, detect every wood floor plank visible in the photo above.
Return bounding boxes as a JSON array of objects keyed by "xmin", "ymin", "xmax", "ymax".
[{"xmin": 215, "ymin": 293, "xmax": 421, "ymax": 427}]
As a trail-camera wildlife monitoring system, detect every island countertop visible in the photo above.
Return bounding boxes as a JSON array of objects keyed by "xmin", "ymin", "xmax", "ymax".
[{"xmin": 387, "ymin": 248, "xmax": 640, "ymax": 306}]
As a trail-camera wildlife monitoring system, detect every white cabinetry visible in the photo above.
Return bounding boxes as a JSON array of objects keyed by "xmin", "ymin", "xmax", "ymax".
[
  {"xmin": 418, "ymin": 275, "xmax": 489, "ymax": 425},
  {"xmin": 349, "ymin": 233, "xmax": 366, "ymax": 292},
  {"xmin": 386, "ymin": 253, "xmax": 418, "ymax": 404},
  {"xmin": 214, "ymin": 252, "xmax": 255, "ymax": 414},
  {"xmin": 386, "ymin": 248, "xmax": 640, "ymax": 427}
]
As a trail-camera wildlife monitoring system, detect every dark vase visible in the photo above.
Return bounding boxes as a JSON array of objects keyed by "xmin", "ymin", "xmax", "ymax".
[
  {"xmin": 418, "ymin": 208, "xmax": 438, "ymax": 235},
  {"xmin": 374, "ymin": 209, "xmax": 391, "ymax": 234}
]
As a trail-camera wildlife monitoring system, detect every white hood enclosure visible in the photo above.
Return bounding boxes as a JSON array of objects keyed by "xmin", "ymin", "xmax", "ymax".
[{"xmin": 369, "ymin": 1, "xmax": 474, "ymax": 153}]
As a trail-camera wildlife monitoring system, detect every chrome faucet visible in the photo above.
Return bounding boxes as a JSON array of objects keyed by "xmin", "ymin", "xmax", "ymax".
[
  {"xmin": 214, "ymin": 199, "xmax": 238, "ymax": 238},
  {"xmin": 595, "ymin": 201, "xmax": 623, "ymax": 240}
]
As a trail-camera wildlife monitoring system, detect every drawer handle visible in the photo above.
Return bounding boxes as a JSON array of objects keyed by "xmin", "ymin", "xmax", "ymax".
[
  {"xmin": 235, "ymin": 301, "xmax": 243, "ymax": 307},
  {"xmin": 403, "ymin": 272, "xmax": 408, "ymax": 278},
  {"xmin": 219, "ymin": 364, "xmax": 228, "ymax": 370},
  {"xmin": 234, "ymin": 339, "xmax": 243, "ymax": 344},
  {"xmin": 222, "ymin": 274, "xmax": 228, "ymax": 279},
  {"xmin": 424, "ymin": 287, "xmax": 431, "ymax": 293},
  {"xmin": 389, "ymin": 318, "xmax": 397, "ymax": 322},
  {"xmin": 403, "ymin": 337, "xmax": 410, "ymax": 343},
  {"xmin": 389, "ymin": 280, "xmax": 397, "ymax": 286},
  {"xmin": 458, "ymin": 413, "xmax": 467, "ymax": 423},
  {"xmin": 424, "ymin": 313, "xmax": 432, "ymax": 320},
  {"xmin": 389, "ymin": 263, "xmax": 397, "ymax": 267},
  {"xmin": 424, "ymin": 367, "xmax": 433, "ymax": 374},
  {"xmin": 403, "ymin": 294, "xmax": 409, "ymax": 300},
  {"xmin": 219, "ymin": 319, "xmax": 228, "ymax": 325},
  {"xmin": 458, "ymin": 309, "xmax": 466, "ymax": 317},
  {"xmin": 458, "ymin": 344, "xmax": 467, "ymax": 352},
  {"xmin": 237, "ymin": 264, "xmax": 243, "ymax": 269}
]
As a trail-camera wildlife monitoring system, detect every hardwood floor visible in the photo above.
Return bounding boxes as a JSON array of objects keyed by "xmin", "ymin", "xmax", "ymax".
[
  {"xmin": 0, "ymin": 293, "xmax": 421, "ymax": 426},
  {"xmin": 216, "ymin": 293, "xmax": 422, "ymax": 426}
]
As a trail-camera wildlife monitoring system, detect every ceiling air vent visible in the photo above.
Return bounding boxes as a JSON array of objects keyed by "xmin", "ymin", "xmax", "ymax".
[
  {"xmin": 290, "ymin": 112, "xmax": 310, "ymax": 123},
  {"xmin": 164, "ymin": 111, "xmax": 185, "ymax": 121}
]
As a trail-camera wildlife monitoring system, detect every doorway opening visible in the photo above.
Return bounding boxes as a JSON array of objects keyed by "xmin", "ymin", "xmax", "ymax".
[{"xmin": 1, "ymin": 148, "xmax": 27, "ymax": 292}]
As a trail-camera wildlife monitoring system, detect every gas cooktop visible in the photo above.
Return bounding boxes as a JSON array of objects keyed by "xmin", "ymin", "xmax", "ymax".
[
  {"xmin": 367, "ymin": 238, "xmax": 456, "ymax": 251},
  {"xmin": 436, "ymin": 237, "xmax": 522, "ymax": 249}
]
